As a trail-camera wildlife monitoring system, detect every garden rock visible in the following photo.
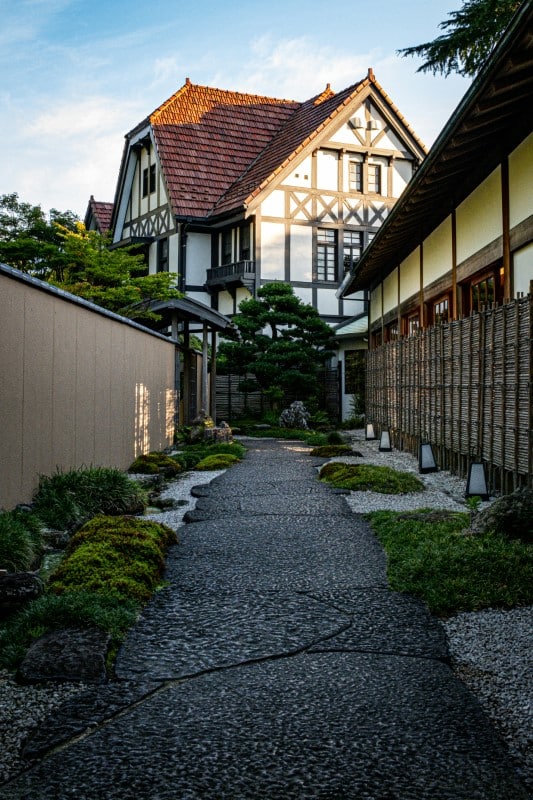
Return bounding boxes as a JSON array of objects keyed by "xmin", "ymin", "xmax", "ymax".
[
  {"xmin": 471, "ymin": 487, "xmax": 533, "ymax": 543},
  {"xmin": 279, "ymin": 400, "xmax": 310, "ymax": 429},
  {"xmin": 0, "ymin": 572, "xmax": 44, "ymax": 619},
  {"xmin": 17, "ymin": 627, "xmax": 110, "ymax": 684}
]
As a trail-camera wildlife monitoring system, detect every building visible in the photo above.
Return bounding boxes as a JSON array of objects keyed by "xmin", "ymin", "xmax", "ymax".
[
  {"xmin": 97, "ymin": 69, "xmax": 426, "ymax": 420},
  {"xmin": 339, "ymin": 2, "xmax": 533, "ymax": 490}
]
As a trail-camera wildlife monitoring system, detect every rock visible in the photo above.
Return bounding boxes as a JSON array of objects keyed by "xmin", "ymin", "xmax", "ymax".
[
  {"xmin": 17, "ymin": 627, "xmax": 110, "ymax": 684},
  {"xmin": 279, "ymin": 400, "xmax": 311, "ymax": 430},
  {"xmin": 0, "ymin": 572, "xmax": 44, "ymax": 619},
  {"xmin": 471, "ymin": 487, "xmax": 533, "ymax": 544}
]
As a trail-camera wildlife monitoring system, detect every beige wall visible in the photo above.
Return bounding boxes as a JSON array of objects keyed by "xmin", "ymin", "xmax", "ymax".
[
  {"xmin": 0, "ymin": 272, "xmax": 176, "ymax": 509},
  {"xmin": 456, "ymin": 167, "xmax": 502, "ymax": 264}
]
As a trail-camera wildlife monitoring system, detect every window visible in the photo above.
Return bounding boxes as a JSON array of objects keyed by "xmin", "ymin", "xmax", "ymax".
[
  {"xmin": 433, "ymin": 296, "xmax": 449, "ymax": 324},
  {"xmin": 348, "ymin": 161, "xmax": 363, "ymax": 192},
  {"xmin": 343, "ymin": 231, "xmax": 363, "ymax": 272},
  {"xmin": 316, "ymin": 229, "xmax": 337, "ymax": 281},
  {"xmin": 157, "ymin": 238, "xmax": 169, "ymax": 273},
  {"xmin": 471, "ymin": 274, "xmax": 495, "ymax": 312},
  {"xmin": 221, "ymin": 230, "xmax": 233, "ymax": 265},
  {"xmin": 142, "ymin": 164, "xmax": 157, "ymax": 197},
  {"xmin": 405, "ymin": 312, "xmax": 420, "ymax": 336},
  {"xmin": 367, "ymin": 164, "xmax": 381, "ymax": 194},
  {"xmin": 386, "ymin": 321, "xmax": 399, "ymax": 341},
  {"xmin": 239, "ymin": 226, "xmax": 251, "ymax": 260}
]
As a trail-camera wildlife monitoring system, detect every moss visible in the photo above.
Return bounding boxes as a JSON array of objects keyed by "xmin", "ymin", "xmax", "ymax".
[
  {"xmin": 319, "ymin": 463, "xmax": 424, "ymax": 494},
  {"xmin": 309, "ymin": 445, "xmax": 353, "ymax": 457},
  {"xmin": 194, "ymin": 454, "xmax": 240, "ymax": 471},
  {"xmin": 128, "ymin": 452, "xmax": 183, "ymax": 477}
]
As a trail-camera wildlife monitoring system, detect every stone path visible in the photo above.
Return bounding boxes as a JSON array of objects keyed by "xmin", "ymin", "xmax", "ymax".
[{"xmin": 1, "ymin": 439, "xmax": 529, "ymax": 799}]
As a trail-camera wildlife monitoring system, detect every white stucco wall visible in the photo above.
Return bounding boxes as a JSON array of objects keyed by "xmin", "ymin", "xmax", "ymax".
[
  {"xmin": 382, "ymin": 268, "xmax": 398, "ymax": 315},
  {"xmin": 370, "ymin": 286, "xmax": 382, "ymax": 324},
  {"xmin": 281, "ymin": 156, "xmax": 312, "ymax": 188},
  {"xmin": 317, "ymin": 288, "xmax": 340, "ymax": 316},
  {"xmin": 509, "ymin": 132, "xmax": 533, "ymax": 229},
  {"xmin": 456, "ymin": 167, "xmax": 502, "ymax": 264},
  {"xmin": 261, "ymin": 190, "xmax": 285, "ymax": 218},
  {"xmin": 186, "ymin": 232, "xmax": 211, "ymax": 285},
  {"xmin": 423, "ymin": 216, "xmax": 453, "ymax": 286},
  {"xmin": 290, "ymin": 226, "xmax": 313, "ymax": 282},
  {"xmin": 392, "ymin": 160, "xmax": 413, "ymax": 198},
  {"xmin": 260, "ymin": 221, "xmax": 285, "ymax": 280},
  {"xmin": 513, "ymin": 242, "xmax": 533, "ymax": 295},
  {"xmin": 316, "ymin": 150, "xmax": 338, "ymax": 190},
  {"xmin": 399, "ymin": 248, "xmax": 420, "ymax": 303}
]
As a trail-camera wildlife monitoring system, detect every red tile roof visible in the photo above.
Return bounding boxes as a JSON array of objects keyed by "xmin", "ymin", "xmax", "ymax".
[
  {"xmin": 85, "ymin": 195, "xmax": 114, "ymax": 233},
  {"xmin": 135, "ymin": 72, "xmax": 425, "ymax": 221}
]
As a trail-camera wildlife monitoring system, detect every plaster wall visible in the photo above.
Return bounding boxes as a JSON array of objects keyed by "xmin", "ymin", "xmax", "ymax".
[
  {"xmin": 456, "ymin": 167, "xmax": 502, "ymax": 264},
  {"xmin": 399, "ymin": 249, "xmax": 420, "ymax": 303},
  {"xmin": 260, "ymin": 221, "xmax": 285, "ymax": 280},
  {"xmin": 423, "ymin": 216, "xmax": 453, "ymax": 286},
  {"xmin": 509, "ymin": 132, "xmax": 533, "ymax": 228}
]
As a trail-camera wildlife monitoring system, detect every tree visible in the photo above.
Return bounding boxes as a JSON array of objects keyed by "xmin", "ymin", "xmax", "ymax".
[
  {"xmin": 0, "ymin": 192, "xmax": 78, "ymax": 279},
  {"xmin": 398, "ymin": 0, "xmax": 522, "ymax": 77},
  {"xmin": 51, "ymin": 223, "xmax": 181, "ymax": 321},
  {"xmin": 218, "ymin": 283, "xmax": 337, "ymax": 407}
]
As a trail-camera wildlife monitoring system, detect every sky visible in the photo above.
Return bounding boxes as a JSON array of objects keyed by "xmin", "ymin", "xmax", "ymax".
[{"xmin": 0, "ymin": 0, "xmax": 472, "ymax": 219}]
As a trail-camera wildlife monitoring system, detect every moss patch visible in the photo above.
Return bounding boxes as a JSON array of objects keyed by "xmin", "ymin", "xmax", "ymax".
[
  {"xmin": 128, "ymin": 452, "xmax": 183, "ymax": 477},
  {"xmin": 309, "ymin": 445, "xmax": 353, "ymax": 458},
  {"xmin": 319, "ymin": 462, "xmax": 424, "ymax": 494},
  {"xmin": 193, "ymin": 453, "xmax": 241, "ymax": 471}
]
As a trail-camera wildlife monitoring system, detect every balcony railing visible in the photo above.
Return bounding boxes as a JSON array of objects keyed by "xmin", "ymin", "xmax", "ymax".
[{"xmin": 205, "ymin": 260, "xmax": 256, "ymax": 289}]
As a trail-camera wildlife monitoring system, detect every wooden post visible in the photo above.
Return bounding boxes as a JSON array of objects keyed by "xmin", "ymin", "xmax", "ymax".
[
  {"xmin": 201, "ymin": 323, "xmax": 209, "ymax": 415},
  {"xmin": 210, "ymin": 330, "xmax": 217, "ymax": 422}
]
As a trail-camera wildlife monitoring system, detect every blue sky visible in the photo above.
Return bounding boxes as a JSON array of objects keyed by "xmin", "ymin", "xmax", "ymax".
[{"xmin": 1, "ymin": 0, "xmax": 471, "ymax": 218}]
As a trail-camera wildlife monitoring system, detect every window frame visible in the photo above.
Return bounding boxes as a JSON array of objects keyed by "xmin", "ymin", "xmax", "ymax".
[{"xmin": 316, "ymin": 228, "xmax": 337, "ymax": 282}]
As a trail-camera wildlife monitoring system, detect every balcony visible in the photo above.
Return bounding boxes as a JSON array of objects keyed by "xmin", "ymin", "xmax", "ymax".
[{"xmin": 205, "ymin": 260, "xmax": 256, "ymax": 291}]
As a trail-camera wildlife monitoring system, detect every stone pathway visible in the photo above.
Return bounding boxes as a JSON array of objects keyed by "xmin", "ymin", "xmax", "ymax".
[{"xmin": 1, "ymin": 439, "xmax": 529, "ymax": 799}]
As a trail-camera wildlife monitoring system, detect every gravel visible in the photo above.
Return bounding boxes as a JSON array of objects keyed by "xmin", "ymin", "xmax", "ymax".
[{"xmin": 0, "ymin": 443, "xmax": 530, "ymax": 792}]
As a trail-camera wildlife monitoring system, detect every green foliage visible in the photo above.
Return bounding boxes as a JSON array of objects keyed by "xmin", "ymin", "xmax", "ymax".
[
  {"xmin": 50, "ymin": 224, "xmax": 182, "ymax": 321},
  {"xmin": 193, "ymin": 454, "xmax": 240, "ymax": 471},
  {"xmin": 49, "ymin": 516, "xmax": 176, "ymax": 603},
  {"xmin": 0, "ymin": 591, "xmax": 139, "ymax": 670},
  {"xmin": 398, "ymin": 0, "xmax": 522, "ymax": 77},
  {"xmin": 319, "ymin": 463, "xmax": 424, "ymax": 494},
  {"xmin": 471, "ymin": 487, "xmax": 533, "ymax": 544},
  {"xmin": 128, "ymin": 452, "xmax": 183, "ymax": 477},
  {"xmin": 309, "ymin": 445, "xmax": 353, "ymax": 458},
  {"xmin": 173, "ymin": 441, "xmax": 246, "ymax": 470},
  {"xmin": 0, "ymin": 192, "xmax": 78, "ymax": 279},
  {"xmin": 0, "ymin": 511, "xmax": 43, "ymax": 572},
  {"xmin": 327, "ymin": 431, "xmax": 345, "ymax": 445},
  {"xmin": 218, "ymin": 283, "xmax": 336, "ymax": 403},
  {"xmin": 368, "ymin": 509, "xmax": 533, "ymax": 615},
  {"xmin": 32, "ymin": 466, "xmax": 148, "ymax": 529}
]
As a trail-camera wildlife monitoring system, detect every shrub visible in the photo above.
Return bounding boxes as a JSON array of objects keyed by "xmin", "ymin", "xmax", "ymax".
[
  {"xmin": 33, "ymin": 467, "xmax": 148, "ymax": 529},
  {"xmin": 128, "ymin": 452, "xmax": 183, "ymax": 477},
  {"xmin": 327, "ymin": 431, "xmax": 345, "ymax": 445},
  {"xmin": 319, "ymin": 463, "xmax": 424, "ymax": 494},
  {"xmin": 0, "ymin": 511, "xmax": 42, "ymax": 572},
  {"xmin": 194, "ymin": 454, "xmax": 240, "ymax": 471},
  {"xmin": 0, "ymin": 591, "xmax": 138, "ymax": 670},
  {"xmin": 369, "ymin": 509, "xmax": 533, "ymax": 615},
  {"xmin": 309, "ymin": 445, "xmax": 352, "ymax": 458}
]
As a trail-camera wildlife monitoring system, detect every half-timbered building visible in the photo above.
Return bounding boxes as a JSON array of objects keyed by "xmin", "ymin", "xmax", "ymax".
[{"xmin": 102, "ymin": 70, "xmax": 426, "ymax": 420}]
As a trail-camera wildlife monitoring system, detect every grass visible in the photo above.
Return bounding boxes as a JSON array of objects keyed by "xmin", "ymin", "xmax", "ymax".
[
  {"xmin": 0, "ymin": 510, "xmax": 43, "ymax": 572},
  {"xmin": 368, "ymin": 509, "xmax": 533, "ymax": 616},
  {"xmin": 319, "ymin": 462, "xmax": 424, "ymax": 494},
  {"xmin": 32, "ymin": 466, "xmax": 148, "ymax": 529}
]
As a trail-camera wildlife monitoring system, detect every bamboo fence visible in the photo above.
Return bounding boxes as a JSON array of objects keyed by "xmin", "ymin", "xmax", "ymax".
[{"xmin": 366, "ymin": 295, "xmax": 532, "ymax": 492}]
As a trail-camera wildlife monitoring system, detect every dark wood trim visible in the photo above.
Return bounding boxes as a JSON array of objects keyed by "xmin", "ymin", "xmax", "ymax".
[
  {"xmin": 501, "ymin": 155, "xmax": 511, "ymax": 299},
  {"xmin": 509, "ymin": 213, "xmax": 533, "ymax": 252},
  {"xmin": 456, "ymin": 237, "xmax": 503, "ymax": 283}
]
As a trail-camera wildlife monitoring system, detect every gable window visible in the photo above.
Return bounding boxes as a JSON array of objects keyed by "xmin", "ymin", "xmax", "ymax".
[
  {"xmin": 316, "ymin": 228, "xmax": 337, "ymax": 282},
  {"xmin": 368, "ymin": 164, "xmax": 382, "ymax": 194},
  {"xmin": 221, "ymin": 230, "xmax": 233, "ymax": 265},
  {"xmin": 343, "ymin": 231, "xmax": 363, "ymax": 273},
  {"xmin": 157, "ymin": 237, "xmax": 169, "ymax": 273},
  {"xmin": 142, "ymin": 164, "xmax": 157, "ymax": 198},
  {"xmin": 348, "ymin": 160, "xmax": 363, "ymax": 192},
  {"xmin": 239, "ymin": 226, "xmax": 251, "ymax": 261}
]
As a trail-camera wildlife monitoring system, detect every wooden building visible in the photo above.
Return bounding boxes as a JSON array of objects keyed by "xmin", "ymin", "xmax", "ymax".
[{"xmin": 94, "ymin": 70, "xmax": 426, "ymax": 420}]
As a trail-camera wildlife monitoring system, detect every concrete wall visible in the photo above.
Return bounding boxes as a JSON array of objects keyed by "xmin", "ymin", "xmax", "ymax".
[{"xmin": 0, "ymin": 268, "xmax": 176, "ymax": 509}]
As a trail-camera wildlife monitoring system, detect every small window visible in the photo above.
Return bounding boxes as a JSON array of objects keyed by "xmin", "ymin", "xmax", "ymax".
[
  {"xmin": 239, "ymin": 226, "xmax": 251, "ymax": 261},
  {"xmin": 221, "ymin": 230, "xmax": 233, "ymax": 265},
  {"xmin": 343, "ymin": 231, "xmax": 363, "ymax": 273},
  {"xmin": 368, "ymin": 164, "xmax": 381, "ymax": 194},
  {"xmin": 433, "ymin": 296, "xmax": 449, "ymax": 324},
  {"xmin": 348, "ymin": 161, "xmax": 363, "ymax": 192},
  {"xmin": 387, "ymin": 321, "xmax": 399, "ymax": 341},
  {"xmin": 405, "ymin": 312, "xmax": 420, "ymax": 336},
  {"xmin": 471, "ymin": 274, "xmax": 495, "ymax": 312},
  {"xmin": 317, "ymin": 229, "xmax": 337, "ymax": 282},
  {"xmin": 142, "ymin": 164, "xmax": 157, "ymax": 197},
  {"xmin": 157, "ymin": 238, "xmax": 168, "ymax": 273}
]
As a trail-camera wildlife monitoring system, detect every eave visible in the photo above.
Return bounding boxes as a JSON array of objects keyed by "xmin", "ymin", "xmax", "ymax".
[{"xmin": 340, "ymin": 2, "xmax": 533, "ymax": 297}]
